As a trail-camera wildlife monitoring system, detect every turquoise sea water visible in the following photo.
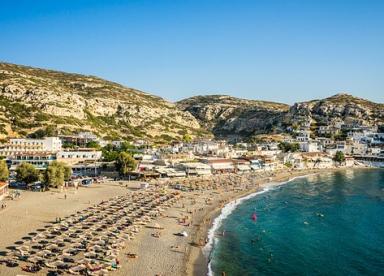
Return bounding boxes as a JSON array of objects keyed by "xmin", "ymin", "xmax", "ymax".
[{"xmin": 209, "ymin": 169, "xmax": 384, "ymax": 276}]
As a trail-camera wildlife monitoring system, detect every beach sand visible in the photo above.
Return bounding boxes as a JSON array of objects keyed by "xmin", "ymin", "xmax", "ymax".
[
  {"xmin": 0, "ymin": 168, "xmax": 350, "ymax": 276},
  {"xmin": 120, "ymin": 168, "xmax": 325, "ymax": 276},
  {"xmin": 0, "ymin": 181, "xmax": 128, "ymax": 275}
]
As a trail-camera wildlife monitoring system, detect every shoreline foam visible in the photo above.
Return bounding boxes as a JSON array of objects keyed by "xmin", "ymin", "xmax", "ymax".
[{"xmin": 204, "ymin": 173, "xmax": 315, "ymax": 276}]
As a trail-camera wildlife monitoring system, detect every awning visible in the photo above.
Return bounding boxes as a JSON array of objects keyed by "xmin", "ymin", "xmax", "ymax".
[
  {"xmin": 211, "ymin": 163, "xmax": 234, "ymax": 170},
  {"xmin": 196, "ymin": 170, "xmax": 212, "ymax": 175},
  {"xmin": 167, "ymin": 171, "xmax": 186, "ymax": 177},
  {"xmin": 237, "ymin": 165, "xmax": 251, "ymax": 171}
]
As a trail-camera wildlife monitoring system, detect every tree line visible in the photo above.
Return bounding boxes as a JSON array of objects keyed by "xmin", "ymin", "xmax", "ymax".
[
  {"xmin": 0, "ymin": 141, "xmax": 138, "ymax": 186},
  {"xmin": 0, "ymin": 160, "xmax": 72, "ymax": 189}
]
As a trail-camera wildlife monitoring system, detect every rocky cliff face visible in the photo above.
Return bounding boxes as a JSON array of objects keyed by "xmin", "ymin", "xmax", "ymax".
[
  {"xmin": 287, "ymin": 93, "xmax": 384, "ymax": 127},
  {"xmin": 0, "ymin": 63, "xmax": 206, "ymax": 142},
  {"xmin": 177, "ymin": 93, "xmax": 384, "ymax": 140},
  {"xmin": 176, "ymin": 95, "xmax": 290, "ymax": 139}
]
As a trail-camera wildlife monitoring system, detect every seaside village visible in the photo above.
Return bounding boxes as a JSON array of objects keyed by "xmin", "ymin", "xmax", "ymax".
[
  {"xmin": 0, "ymin": 122, "xmax": 383, "ymax": 275},
  {"xmin": 1, "ymin": 124, "xmax": 383, "ymax": 189}
]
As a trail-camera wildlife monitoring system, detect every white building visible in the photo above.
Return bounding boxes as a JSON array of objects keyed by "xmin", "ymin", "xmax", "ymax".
[
  {"xmin": 56, "ymin": 150, "xmax": 102, "ymax": 165},
  {"xmin": 368, "ymin": 147, "xmax": 382, "ymax": 156},
  {"xmin": 78, "ymin": 132, "xmax": 107, "ymax": 147},
  {"xmin": 350, "ymin": 141, "xmax": 368, "ymax": 155},
  {"xmin": 201, "ymin": 158, "xmax": 235, "ymax": 173},
  {"xmin": 300, "ymin": 141, "xmax": 322, "ymax": 152},
  {"xmin": 76, "ymin": 132, "xmax": 96, "ymax": 139},
  {"xmin": 227, "ymin": 149, "xmax": 248, "ymax": 158},
  {"xmin": 0, "ymin": 182, "xmax": 9, "ymax": 202},
  {"xmin": 111, "ymin": 140, "xmax": 124, "ymax": 148},
  {"xmin": 318, "ymin": 125, "xmax": 333, "ymax": 135},
  {"xmin": 361, "ymin": 133, "xmax": 384, "ymax": 144},
  {"xmin": 177, "ymin": 162, "xmax": 212, "ymax": 176},
  {"xmin": 296, "ymin": 130, "xmax": 311, "ymax": 142},
  {"xmin": 302, "ymin": 153, "xmax": 334, "ymax": 169},
  {"xmin": 249, "ymin": 159, "xmax": 263, "ymax": 170},
  {"xmin": 326, "ymin": 141, "xmax": 348, "ymax": 156},
  {"xmin": 0, "ymin": 137, "xmax": 62, "ymax": 156},
  {"xmin": 315, "ymin": 137, "xmax": 334, "ymax": 147},
  {"xmin": 7, "ymin": 152, "xmax": 57, "ymax": 170},
  {"xmin": 336, "ymin": 141, "xmax": 347, "ymax": 153},
  {"xmin": 193, "ymin": 141, "xmax": 220, "ymax": 155}
]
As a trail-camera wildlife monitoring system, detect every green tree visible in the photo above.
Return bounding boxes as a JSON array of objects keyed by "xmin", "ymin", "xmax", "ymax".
[
  {"xmin": 102, "ymin": 150, "xmax": 119, "ymax": 162},
  {"xmin": 16, "ymin": 162, "xmax": 40, "ymax": 184},
  {"xmin": 120, "ymin": 141, "xmax": 136, "ymax": 152},
  {"xmin": 0, "ymin": 160, "xmax": 9, "ymax": 181},
  {"xmin": 102, "ymin": 142, "xmax": 139, "ymax": 162},
  {"xmin": 86, "ymin": 141, "xmax": 100, "ymax": 149},
  {"xmin": 115, "ymin": 152, "xmax": 137, "ymax": 176},
  {"xmin": 279, "ymin": 142, "xmax": 300, "ymax": 153},
  {"xmin": 278, "ymin": 142, "xmax": 288, "ymax": 152},
  {"xmin": 45, "ymin": 161, "xmax": 72, "ymax": 188},
  {"xmin": 28, "ymin": 125, "xmax": 56, "ymax": 138},
  {"xmin": 102, "ymin": 144, "xmax": 120, "ymax": 162},
  {"xmin": 290, "ymin": 143, "xmax": 300, "ymax": 152},
  {"xmin": 334, "ymin": 151, "xmax": 346, "ymax": 164},
  {"xmin": 62, "ymin": 142, "xmax": 76, "ymax": 149},
  {"xmin": 64, "ymin": 165, "xmax": 72, "ymax": 181},
  {"xmin": 182, "ymin": 134, "xmax": 192, "ymax": 143}
]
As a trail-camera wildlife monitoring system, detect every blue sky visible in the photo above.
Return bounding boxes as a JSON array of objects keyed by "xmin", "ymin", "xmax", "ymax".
[{"xmin": 0, "ymin": 0, "xmax": 383, "ymax": 104}]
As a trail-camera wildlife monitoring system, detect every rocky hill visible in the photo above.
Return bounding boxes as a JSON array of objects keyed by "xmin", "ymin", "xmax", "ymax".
[
  {"xmin": 176, "ymin": 95, "xmax": 290, "ymax": 139},
  {"xmin": 0, "ymin": 62, "xmax": 207, "ymax": 143},
  {"xmin": 1, "ymin": 62, "xmax": 382, "ymax": 143},
  {"xmin": 177, "ymin": 93, "xmax": 384, "ymax": 140},
  {"xmin": 287, "ymin": 93, "xmax": 384, "ymax": 127}
]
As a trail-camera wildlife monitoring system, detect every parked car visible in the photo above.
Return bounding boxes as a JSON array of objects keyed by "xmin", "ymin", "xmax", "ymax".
[
  {"xmin": 29, "ymin": 181, "xmax": 42, "ymax": 191},
  {"xmin": 9, "ymin": 181, "xmax": 27, "ymax": 189},
  {"xmin": 81, "ymin": 178, "xmax": 93, "ymax": 186}
]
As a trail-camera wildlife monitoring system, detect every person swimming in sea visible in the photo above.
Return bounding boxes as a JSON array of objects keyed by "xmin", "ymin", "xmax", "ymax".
[
  {"xmin": 251, "ymin": 236, "xmax": 262, "ymax": 243},
  {"xmin": 315, "ymin": 212, "xmax": 325, "ymax": 218}
]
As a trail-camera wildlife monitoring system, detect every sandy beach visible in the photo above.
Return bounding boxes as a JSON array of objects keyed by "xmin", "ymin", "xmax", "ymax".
[
  {"xmin": 184, "ymin": 169, "xmax": 324, "ymax": 276},
  {"xmin": 0, "ymin": 181, "xmax": 131, "ymax": 275},
  {"xmin": 0, "ymin": 167, "xmax": 355, "ymax": 276}
]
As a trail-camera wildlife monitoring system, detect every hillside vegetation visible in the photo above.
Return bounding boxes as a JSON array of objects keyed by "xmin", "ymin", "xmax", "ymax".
[
  {"xmin": 0, "ymin": 63, "xmax": 208, "ymax": 143},
  {"xmin": 1, "ymin": 62, "xmax": 382, "ymax": 143}
]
